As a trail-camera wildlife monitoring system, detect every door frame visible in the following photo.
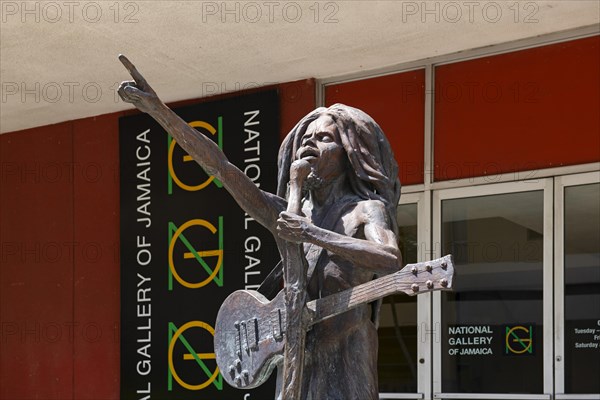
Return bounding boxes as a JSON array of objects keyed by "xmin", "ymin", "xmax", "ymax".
[
  {"xmin": 431, "ymin": 178, "xmax": 554, "ymax": 400},
  {"xmin": 553, "ymin": 171, "xmax": 600, "ymax": 400}
]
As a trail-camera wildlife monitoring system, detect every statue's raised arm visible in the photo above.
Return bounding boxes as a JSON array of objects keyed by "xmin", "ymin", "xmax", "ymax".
[{"xmin": 118, "ymin": 55, "xmax": 285, "ymax": 231}]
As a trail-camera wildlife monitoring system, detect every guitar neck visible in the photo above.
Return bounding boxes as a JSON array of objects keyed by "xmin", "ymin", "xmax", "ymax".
[
  {"xmin": 304, "ymin": 255, "xmax": 454, "ymax": 326},
  {"xmin": 305, "ymin": 272, "xmax": 401, "ymax": 326}
]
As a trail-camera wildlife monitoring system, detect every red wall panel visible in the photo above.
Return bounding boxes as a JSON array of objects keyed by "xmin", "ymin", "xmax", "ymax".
[
  {"xmin": 434, "ymin": 36, "xmax": 600, "ymax": 181},
  {"xmin": 1, "ymin": 123, "xmax": 74, "ymax": 399},
  {"xmin": 325, "ymin": 70, "xmax": 426, "ymax": 186},
  {"xmin": 279, "ymin": 79, "xmax": 317, "ymax": 139},
  {"xmin": 72, "ymin": 116, "xmax": 120, "ymax": 399}
]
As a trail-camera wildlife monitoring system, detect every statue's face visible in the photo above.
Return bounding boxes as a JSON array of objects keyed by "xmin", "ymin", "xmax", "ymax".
[{"xmin": 296, "ymin": 115, "xmax": 346, "ymax": 186}]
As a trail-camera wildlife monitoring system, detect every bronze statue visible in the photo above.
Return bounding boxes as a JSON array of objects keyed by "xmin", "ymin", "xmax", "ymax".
[{"xmin": 118, "ymin": 55, "xmax": 454, "ymax": 400}]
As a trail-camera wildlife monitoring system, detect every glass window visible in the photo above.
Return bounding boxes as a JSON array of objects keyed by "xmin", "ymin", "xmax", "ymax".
[
  {"xmin": 440, "ymin": 191, "xmax": 544, "ymax": 393},
  {"xmin": 378, "ymin": 203, "xmax": 418, "ymax": 392},
  {"xmin": 564, "ymin": 183, "xmax": 600, "ymax": 394}
]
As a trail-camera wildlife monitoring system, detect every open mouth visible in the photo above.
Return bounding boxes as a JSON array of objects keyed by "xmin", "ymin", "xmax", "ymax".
[{"xmin": 298, "ymin": 147, "xmax": 319, "ymax": 160}]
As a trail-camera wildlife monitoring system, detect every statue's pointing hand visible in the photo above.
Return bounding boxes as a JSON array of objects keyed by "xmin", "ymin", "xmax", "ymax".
[{"xmin": 118, "ymin": 55, "xmax": 159, "ymax": 114}]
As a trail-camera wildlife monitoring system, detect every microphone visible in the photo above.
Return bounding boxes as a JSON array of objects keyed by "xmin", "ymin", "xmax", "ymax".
[{"xmin": 286, "ymin": 159, "xmax": 311, "ymax": 215}]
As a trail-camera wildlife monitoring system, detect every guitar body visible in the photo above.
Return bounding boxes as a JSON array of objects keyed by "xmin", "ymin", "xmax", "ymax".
[{"xmin": 214, "ymin": 289, "xmax": 286, "ymax": 389}]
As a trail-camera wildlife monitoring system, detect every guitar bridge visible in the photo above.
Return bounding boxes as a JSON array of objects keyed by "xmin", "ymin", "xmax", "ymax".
[
  {"xmin": 250, "ymin": 317, "xmax": 259, "ymax": 351},
  {"xmin": 241, "ymin": 321, "xmax": 250, "ymax": 354},
  {"xmin": 234, "ymin": 321, "xmax": 242, "ymax": 358}
]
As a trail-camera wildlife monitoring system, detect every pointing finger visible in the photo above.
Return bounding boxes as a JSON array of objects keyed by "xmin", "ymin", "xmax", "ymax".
[{"xmin": 118, "ymin": 54, "xmax": 148, "ymax": 87}]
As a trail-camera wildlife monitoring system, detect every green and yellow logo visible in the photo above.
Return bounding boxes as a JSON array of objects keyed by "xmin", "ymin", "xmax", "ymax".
[
  {"xmin": 168, "ymin": 321, "xmax": 222, "ymax": 391},
  {"xmin": 505, "ymin": 325, "xmax": 533, "ymax": 355},
  {"xmin": 168, "ymin": 217, "xmax": 224, "ymax": 290},
  {"xmin": 168, "ymin": 118, "xmax": 223, "ymax": 194}
]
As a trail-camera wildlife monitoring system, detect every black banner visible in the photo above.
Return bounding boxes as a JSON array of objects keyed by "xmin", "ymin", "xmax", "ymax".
[{"xmin": 119, "ymin": 90, "xmax": 280, "ymax": 399}]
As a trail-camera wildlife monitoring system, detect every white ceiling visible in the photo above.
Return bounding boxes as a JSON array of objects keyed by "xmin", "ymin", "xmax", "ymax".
[{"xmin": 1, "ymin": 0, "xmax": 598, "ymax": 134}]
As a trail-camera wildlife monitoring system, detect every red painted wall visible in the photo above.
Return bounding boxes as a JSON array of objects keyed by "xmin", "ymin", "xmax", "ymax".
[
  {"xmin": 325, "ymin": 69, "xmax": 426, "ymax": 186},
  {"xmin": 0, "ymin": 80, "xmax": 315, "ymax": 399},
  {"xmin": 434, "ymin": 35, "xmax": 600, "ymax": 181},
  {"xmin": 1, "ymin": 122, "xmax": 77, "ymax": 399}
]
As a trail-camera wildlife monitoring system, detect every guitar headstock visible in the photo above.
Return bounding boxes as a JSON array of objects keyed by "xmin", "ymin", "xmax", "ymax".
[{"xmin": 396, "ymin": 255, "xmax": 455, "ymax": 296}]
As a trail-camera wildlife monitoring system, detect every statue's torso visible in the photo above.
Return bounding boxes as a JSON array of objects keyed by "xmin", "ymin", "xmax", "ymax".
[{"xmin": 298, "ymin": 196, "xmax": 380, "ymax": 399}]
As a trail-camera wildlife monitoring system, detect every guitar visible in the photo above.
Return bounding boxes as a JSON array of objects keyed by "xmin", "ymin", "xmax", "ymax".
[{"xmin": 214, "ymin": 254, "xmax": 455, "ymax": 390}]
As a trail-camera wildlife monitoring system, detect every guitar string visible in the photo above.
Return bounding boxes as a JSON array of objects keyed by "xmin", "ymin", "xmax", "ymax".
[{"xmin": 316, "ymin": 279, "xmax": 399, "ymax": 318}]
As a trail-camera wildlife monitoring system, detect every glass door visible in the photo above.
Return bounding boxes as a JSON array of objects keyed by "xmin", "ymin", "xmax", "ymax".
[
  {"xmin": 554, "ymin": 172, "xmax": 600, "ymax": 400},
  {"xmin": 432, "ymin": 179, "xmax": 554, "ymax": 399}
]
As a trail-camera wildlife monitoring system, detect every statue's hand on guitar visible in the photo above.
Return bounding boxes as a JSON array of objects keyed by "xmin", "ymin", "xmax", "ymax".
[
  {"xmin": 118, "ymin": 54, "xmax": 161, "ymax": 115},
  {"xmin": 277, "ymin": 212, "xmax": 311, "ymax": 243}
]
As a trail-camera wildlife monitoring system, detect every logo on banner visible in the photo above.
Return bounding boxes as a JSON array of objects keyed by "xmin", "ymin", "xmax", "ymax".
[
  {"xmin": 505, "ymin": 325, "xmax": 534, "ymax": 355},
  {"xmin": 168, "ymin": 118, "xmax": 224, "ymax": 194},
  {"xmin": 168, "ymin": 321, "xmax": 222, "ymax": 391},
  {"xmin": 168, "ymin": 217, "xmax": 224, "ymax": 290}
]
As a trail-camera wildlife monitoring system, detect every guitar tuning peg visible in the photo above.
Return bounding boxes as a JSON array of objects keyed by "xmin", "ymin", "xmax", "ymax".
[
  {"xmin": 441, "ymin": 262, "xmax": 447, "ymax": 269},
  {"xmin": 411, "ymin": 266, "xmax": 418, "ymax": 275},
  {"xmin": 426, "ymin": 280, "xmax": 434, "ymax": 289},
  {"xmin": 411, "ymin": 283, "xmax": 419, "ymax": 292},
  {"xmin": 426, "ymin": 264, "xmax": 432, "ymax": 272},
  {"xmin": 440, "ymin": 278, "xmax": 448, "ymax": 288}
]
